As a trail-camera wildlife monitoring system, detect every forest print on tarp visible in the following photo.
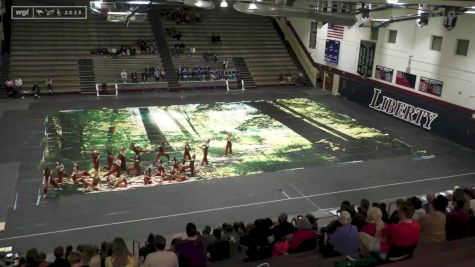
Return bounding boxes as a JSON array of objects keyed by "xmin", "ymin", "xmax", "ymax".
[{"xmin": 42, "ymin": 98, "xmax": 413, "ymax": 195}]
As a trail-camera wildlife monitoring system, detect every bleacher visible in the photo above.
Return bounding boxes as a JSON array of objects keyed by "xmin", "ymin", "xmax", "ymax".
[
  {"xmin": 10, "ymin": 5, "xmax": 160, "ymax": 94},
  {"xmin": 161, "ymin": 8, "xmax": 306, "ymax": 87}
]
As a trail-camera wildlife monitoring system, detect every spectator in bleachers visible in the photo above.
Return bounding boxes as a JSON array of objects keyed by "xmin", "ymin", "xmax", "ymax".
[
  {"xmin": 271, "ymin": 233, "xmax": 289, "ymax": 257},
  {"xmin": 389, "ymin": 198, "xmax": 404, "ymax": 224},
  {"xmin": 143, "ymin": 235, "xmax": 178, "ymax": 267},
  {"xmin": 14, "ymin": 77, "xmax": 23, "ymax": 99},
  {"xmin": 380, "ymin": 202, "xmax": 390, "ymax": 223},
  {"xmin": 99, "ymin": 242, "xmax": 112, "ymax": 267},
  {"xmin": 288, "ymin": 216, "xmax": 318, "ymax": 253},
  {"xmin": 120, "ymin": 70, "xmax": 128, "ymax": 83},
  {"xmin": 139, "ymin": 233, "xmax": 157, "ymax": 264},
  {"xmin": 4, "ymin": 79, "xmax": 16, "ymax": 98},
  {"xmin": 49, "ymin": 246, "xmax": 70, "ymax": 267},
  {"xmin": 67, "ymin": 251, "xmax": 83, "ymax": 267},
  {"xmin": 272, "ymin": 213, "xmax": 295, "ymax": 240},
  {"xmin": 207, "ymin": 228, "xmax": 231, "ymax": 262},
  {"xmin": 305, "ymin": 213, "xmax": 319, "ymax": 232},
  {"xmin": 161, "ymin": 69, "xmax": 166, "ymax": 80},
  {"xmin": 245, "ymin": 219, "xmax": 272, "ymax": 260},
  {"xmin": 154, "ymin": 68, "xmax": 161, "ymax": 81},
  {"xmin": 327, "ymin": 211, "xmax": 358, "ymax": 256},
  {"xmin": 32, "ymin": 84, "xmax": 40, "ymax": 98},
  {"xmin": 418, "ymin": 194, "xmax": 448, "ymax": 246},
  {"xmin": 358, "ymin": 207, "xmax": 388, "ymax": 258},
  {"xmin": 211, "ymin": 33, "xmax": 222, "ymax": 45},
  {"xmin": 352, "ymin": 198, "xmax": 370, "ymax": 231},
  {"xmin": 422, "ymin": 193, "xmax": 436, "ymax": 213},
  {"xmin": 446, "ymin": 188, "xmax": 471, "ymax": 241},
  {"xmin": 45, "ymin": 78, "xmax": 53, "ymax": 95},
  {"xmin": 131, "ymin": 71, "xmax": 138, "ymax": 83},
  {"xmin": 105, "ymin": 237, "xmax": 138, "ymax": 267},
  {"xmin": 175, "ymin": 223, "xmax": 207, "ymax": 267},
  {"xmin": 409, "ymin": 196, "xmax": 426, "ymax": 220}
]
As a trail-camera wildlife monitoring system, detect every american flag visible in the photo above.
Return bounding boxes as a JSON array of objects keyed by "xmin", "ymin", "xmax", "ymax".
[{"xmin": 327, "ymin": 24, "xmax": 344, "ymax": 39}]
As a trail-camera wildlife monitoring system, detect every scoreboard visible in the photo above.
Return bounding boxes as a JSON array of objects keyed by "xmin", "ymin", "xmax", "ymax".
[{"xmin": 12, "ymin": 6, "xmax": 87, "ymax": 19}]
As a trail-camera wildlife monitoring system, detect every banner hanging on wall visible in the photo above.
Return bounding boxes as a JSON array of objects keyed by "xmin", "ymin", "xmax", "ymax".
[
  {"xmin": 357, "ymin": 40, "xmax": 376, "ymax": 77},
  {"xmin": 309, "ymin": 21, "xmax": 317, "ymax": 49},
  {"xmin": 324, "ymin": 39, "xmax": 340, "ymax": 64},
  {"xmin": 419, "ymin": 77, "xmax": 443, "ymax": 96},
  {"xmin": 375, "ymin": 65, "xmax": 394, "ymax": 82},
  {"xmin": 395, "ymin": 71, "xmax": 417, "ymax": 89}
]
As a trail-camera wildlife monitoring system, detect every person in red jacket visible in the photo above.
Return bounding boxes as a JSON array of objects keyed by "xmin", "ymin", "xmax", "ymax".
[
  {"xmin": 117, "ymin": 147, "xmax": 127, "ymax": 171},
  {"xmin": 102, "ymin": 159, "xmax": 122, "ymax": 179},
  {"xmin": 105, "ymin": 150, "xmax": 115, "ymax": 170},
  {"xmin": 71, "ymin": 163, "xmax": 90, "ymax": 184}
]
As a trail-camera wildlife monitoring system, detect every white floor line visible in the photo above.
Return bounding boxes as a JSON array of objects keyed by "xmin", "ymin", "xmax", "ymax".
[
  {"xmin": 106, "ymin": 210, "xmax": 132, "ymax": 216},
  {"xmin": 0, "ymin": 171, "xmax": 474, "ymax": 241},
  {"xmin": 289, "ymin": 184, "xmax": 320, "ymax": 210},
  {"xmin": 279, "ymin": 189, "xmax": 291, "ymax": 199}
]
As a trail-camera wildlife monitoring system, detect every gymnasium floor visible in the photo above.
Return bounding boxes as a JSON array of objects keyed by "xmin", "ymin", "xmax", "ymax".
[{"xmin": 0, "ymin": 87, "xmax": 474, "ymax": 252}]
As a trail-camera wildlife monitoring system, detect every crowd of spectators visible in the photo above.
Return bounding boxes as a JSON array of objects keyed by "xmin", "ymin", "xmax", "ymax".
[
  {"xmin": 5, "ymin": 186, "xmax": 474, "ymax": 266},
  {"xmin": 90, "ymin": 39, "xmax": 157, "ymax": 56},
  {"xmin": 177, "ymin": 64, "xmax": 238, "ymax": 81},
  {"xmin": 119, "ymin": 67, "xmax": 166, "ymax": 83},
  {"xmin": 3, "ymin": 78, "xmax": 54, "ymax": 99},
  {"xmin": 163, "ymin": 8, "xmax": 201, "ymax": 24}
]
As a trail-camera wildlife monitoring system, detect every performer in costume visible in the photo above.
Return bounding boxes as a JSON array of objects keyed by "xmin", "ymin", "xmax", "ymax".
[
  {"xmin": 118, "ymin": 147, "xmax": 127, "ymax": 171},
  {"xmin": 102, "ymin": 159, "xmax": 122, "ymax": 179},
  {"xmin": 182, "ymin": 141, "xmax": 192, "ymax": 164},
  {"xmin": 172, "ymin": 156, "xmax": 182, "ymax": 174},
  {"xmin": 201, "ymin": 139, "xmax": 210, "ymax": 166},
  {"xmin": 144, "ymin": 168, "xmax": 153, "ymax": 185},
  {"xmin": 173, "ymin": 172, "xmax": 188, "ymax": 182},
  {"xmin": 126, "ymin": 153, "xmax": 141, "ymax": 177},
  {"xmin": 225, "ymin": 134, "xmax": 232, "ymax": 155},
  {"xmin": 154, "ymin": 141, "xmax": 170, "ymax": 163},
  {"xmin": 130, "ymin": 142, "xmax": 151, "ymax": 155},
  {"xmin": 71, "ymin": 163, "xmax": 91, "ymax": 184},
  {"xmin": 155, "ymin": 160, "xmax": 167, "ymax": 177},
  {"xmin": 55, "ymin": 161, "xmax": 68, "ymax": 183},
  {"xmin": 92, "ymin": 147, "xmax": 100, "ymax": 172},
  {"xmin": 109, "ymin": 177, "xmax": 128, "ymax": 188},
  {"xmin": 43, "ymin": 167, "xmax": 61, "ymax": 198},
  {"xmin": 105, "ymin": 150, "xmax": 115, "ymax": 170},
  {"xmin": 182, "ymin": 154, "xmax": 196, "ymax": 176}
]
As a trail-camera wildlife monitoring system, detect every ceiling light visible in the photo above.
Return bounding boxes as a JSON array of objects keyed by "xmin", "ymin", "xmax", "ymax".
[
  {"xmin": 220, "ymin": 0, "xmax": 228, "ymax": 8},
  {"xmin": 249, "ymin": 3, "xmax": 258, "ymax": 10},
  {"xmin": 125, "ymin": 1, "xmax": 150, "ymax": 4}
]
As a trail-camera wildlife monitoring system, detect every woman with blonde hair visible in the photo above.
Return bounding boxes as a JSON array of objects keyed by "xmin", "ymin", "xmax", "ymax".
[
  {"xmin": 105, "ymin": 237, "xmax": 138, "ymax": 267},
  {"xmin": 358, "ymin": 207, "xmax": 389, "ymax": 257}
]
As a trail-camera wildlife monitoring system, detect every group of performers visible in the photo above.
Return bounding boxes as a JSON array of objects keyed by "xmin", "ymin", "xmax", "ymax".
[{"xmin": 42, "ymin": 135, "xmax": 233, "ymax": 198}]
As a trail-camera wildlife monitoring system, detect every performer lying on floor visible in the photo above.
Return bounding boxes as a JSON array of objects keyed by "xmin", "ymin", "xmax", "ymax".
[{"xmin": 43, "ymin": 167, "xmax": 61, "ymax": 198}]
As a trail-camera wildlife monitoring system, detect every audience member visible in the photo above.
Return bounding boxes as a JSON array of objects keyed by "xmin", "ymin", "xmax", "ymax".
[
  {"xmin": 422, "ymin": 193, "xmax": 436, "ymax": 213},
  {"xmin": 245, "ymin": 219, "xmax": 272, "ymax": 260},
  {"xmin": 67, "ymin": 252, "xmax": 83, "ymax": 267},
  {"xmin": 352, "ymin": 198, "xmax": 370, "ymax": 231},
  {"xmin": 409, "ymin": 196, "xmax": 426, "ymax": 220},
  {"xmin": 328, "ymin": 211, "xmax": 358, "ymax": 256},
  {"xmin": 32, "ymin": 84, "xmax": 40, "ymax": 98},
  {"xmin": 206, "ymin": 228, "xmax": 230, "ymax": 261},
  {"xmin": 446, "ymin": 189, "xmax": 470, "ymax": 241},
  {"xmin": 272, "ymin": 213, "xmax": 296, "ymax": 240},
  {"xmin": 120, "ymin": 70, "xmax": 127, "ymax": 83},
  {"xmin": 139, "ymin": 233, "xmax": 157, "ymax": 263},
  {"xmin": 175, "ymin": 223, "xmax": 207, "ymax": 267},
  {"xmin": 49, "ymin": 246, "xmax": 71, "ymax": 267},
  {"xmin": 143, "ymin": 235, "xmax": 178, "ymax": 267},
  {"xmin": 14, "ymin": 77, "xmax": 23, "ymax": 99},
  {"xmin": 305, "ymin": 213, "xmax": 319, "ymax": 232},
  {"xmin": 385, "ymin": 200, "xmax": 420, "ymax": 259},
  {"xmin": 389, "ymin": 199, "xmax": 404, "ymax": 224},
  {"xmin": 105, "ymin": 237, "xmax": 138, "ymax": 267},
  {"xmin": 418, "ymin": 195, "xmax": 448, "ymax": 246},
  {"xmin": 45, "ymin": 78, "xmax": 53, "ymax": 95},
  {"xmin": 271, "ymin": 233, "xmax": 289, "ymax": 257},
  {"xmin": 288, "ymin": 216, "xmax": 318, "ymax": 253},
  {"xmin": 4, "ymin": 79, "xmax": 15, "ymax": 98},
  {"xmin": 380, "ymin": 203, "xmax": 390, "ymax": 223},
  {"xmin": 358, "ymin": 207, "xmax": 389, "ymax": 258}
]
